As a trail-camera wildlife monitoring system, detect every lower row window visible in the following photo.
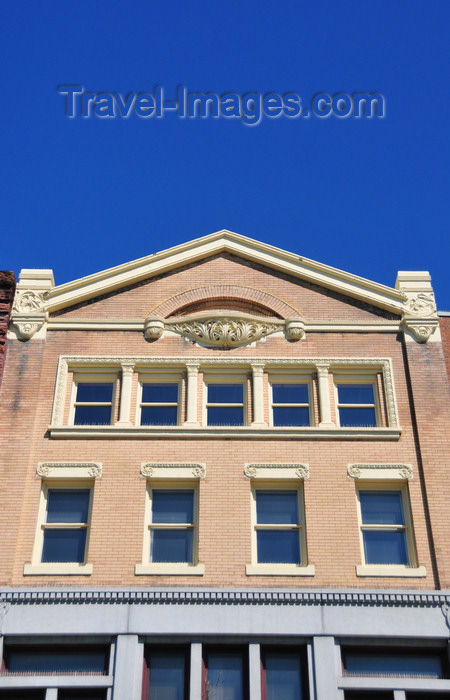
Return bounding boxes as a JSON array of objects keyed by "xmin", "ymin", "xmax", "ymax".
[{"xmin": 143, "ymin": 645, "xmax": 309, "ymax": 700}]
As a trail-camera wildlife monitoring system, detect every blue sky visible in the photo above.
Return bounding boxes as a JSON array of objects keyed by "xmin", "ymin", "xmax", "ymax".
[{"xmin": 2, "ymin": 1, "xmax": 450, "ymax": 306}]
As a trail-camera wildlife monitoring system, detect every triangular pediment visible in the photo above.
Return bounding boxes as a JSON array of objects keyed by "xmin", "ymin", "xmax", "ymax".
[{"xmin": 42, "ymin": 230, "xmax": 405, "ymax": 316}]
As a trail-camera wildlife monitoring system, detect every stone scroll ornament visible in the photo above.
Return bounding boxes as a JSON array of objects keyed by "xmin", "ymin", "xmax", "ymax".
[
  {"xmin": 144, "ymin": 314, "xmax": 305, "ymax": 347},
  {"xmin": 11, "ymin": 289, "xmax": 47, "ymax": 339},
  {"xmin": 401, "ymin": 292, "xmax": 439, "ymax": 343}
]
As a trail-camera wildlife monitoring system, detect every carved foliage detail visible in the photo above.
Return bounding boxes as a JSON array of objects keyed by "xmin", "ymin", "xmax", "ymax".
[
  {"xmin": 404, "ymin": 292, "xmax": 437, "ymax": 318},
  {"xmin": 13, "ymin": 290, "xmax": 45, "ymax": 313},
  {"xmin": 168, "ymin": 317, "xmax": 284, "ymax": 347}
]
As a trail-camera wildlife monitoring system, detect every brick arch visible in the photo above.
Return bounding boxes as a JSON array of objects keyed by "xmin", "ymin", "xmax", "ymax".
[{"xmin": 150, "ymin": 285, "xmax": 301, "ymax": 319}]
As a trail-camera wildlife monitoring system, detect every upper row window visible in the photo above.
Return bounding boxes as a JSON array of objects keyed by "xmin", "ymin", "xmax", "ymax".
[{"xmin": 70, "ymin": 373, "xmax": 384, "ymax": 428}]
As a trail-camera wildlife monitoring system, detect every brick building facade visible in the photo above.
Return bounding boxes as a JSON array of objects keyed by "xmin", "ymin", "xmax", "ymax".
[{"xmin": 1, "ymin": 231, "xmax": 449, "ymax": 699}]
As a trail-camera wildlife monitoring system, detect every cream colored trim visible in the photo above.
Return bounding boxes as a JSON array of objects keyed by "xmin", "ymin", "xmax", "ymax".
[
  {"xmin": 23, "ymin": 563, "xmax": 93, "ymax": 576},
  {"xmin": 348, "ymin": 463, "xmax": 413, "ymax": 480},
  {"xmin": 36, "ymin": 463, "xmax": 102, "ymax": 479},
  {"xmin": 50, "ymin": 426, "xmax": 401, "ymax": 440},
  {"xmin": 356, "ymin": 482, "xmax": 419, "ymax": 571},
  {"xmin": 248, "ymin": 482, "xmax": 311, "ymax": 573},
  {"xmin": 356, "ymin": 564, "xmax": 426, "ymax": 578},
  {"xmin": 245, "ymin": 564, "xmax": 315, "ymax": 576},
  {"xmin": 45, "ymin": 318, "xmax": 403, "ymax": 333},
  {"xmin": 51, "ymin": 356, "xmax": 400, "ymax": 432},
  {"xmin": 141, "ymin": 463, "xmax": 206, "ymax": 479},
  {"xmin": 135, "ymin": 563, "xmax": 205, "ymax": 576},
  {"xmin": 140, "ymin": 481, "xmax": 202, "ymax": 573},
  {"xmin": 43, "ymin": 231, "xmax": 406, "ymax": 314},
  {"xmin": 244, "ymin": 464, "xmax": 309, "ymax": 479},
  {"xmin": 29, "ymin": 481, "xmax": 94, "ymax": 571}
]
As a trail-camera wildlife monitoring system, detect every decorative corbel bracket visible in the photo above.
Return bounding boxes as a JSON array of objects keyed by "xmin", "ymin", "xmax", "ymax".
[
  {"xmin": 10, "ymin": 270, "xmax": 54, "ymax": 340},
  {"xmin": 396, "ymin": 273, "xmax": 439, "ymax": 343},
  {"xmin": 144, "ymin": 312, "xmax": 306, "ymax": 347}
]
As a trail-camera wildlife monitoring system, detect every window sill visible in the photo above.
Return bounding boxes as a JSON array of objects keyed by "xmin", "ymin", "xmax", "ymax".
[
  {"xmin": 134, "ymin": 563, "xmax": 205, "ymax": 576},
  {"xmin": 49, "ymin": 425, "xmax": 401, "ymax": 441},
  {"xmin": 246, "ymin": 564, "xmax": 315, "ymax": 576},
  {"xmin": 23, "ymin": 563, "xmax": 93, "ymax": 576},
  {"xmin": 356, "ymin": 564, "xmax": 427, "ymax": 578}
]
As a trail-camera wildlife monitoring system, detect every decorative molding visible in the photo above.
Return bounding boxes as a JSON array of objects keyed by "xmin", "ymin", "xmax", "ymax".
[
  {"xmin": 42, "ymin": 231, "xmax": 406, "ymax": 316},
  {"xmin": 402, "ymin": 318, "xmax": 439, "ymax": 343},
  {"xmin": 51, "ymin": 356, "xmax": 399, "ymax": 432},
  {"xmin": 1, "ymin": 587, "xmax": 450, "ymax": 608},
  {"xmin": 10, "ymin": 289, "xmax": 48, "ymax": 340},
  {"xmin": 348, "ymin": 463, "xmax": 413, "ymax": 480},
  {"xmin": 12, "ymin": 289, "xmax": 46, "ymax": 314},
  {"xmin": 244, "ymin": 463, "xmax": 309, "ymax": 479},
  {"xmin": 36, "ymin": 462, "xmax": 103, "ymax": 479},
  {"xmin": 140, "ymin": 463, "xmax": 206, "ymax": 479},
  {"xmin": 403, "ymin": 292, "xmax": 437, "ymax": 318},
  {"xmin": 145, "ymin": 313, "xmax": 295, "ymax": 347}
]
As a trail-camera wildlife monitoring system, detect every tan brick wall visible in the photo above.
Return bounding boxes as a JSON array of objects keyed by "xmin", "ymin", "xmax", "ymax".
[{"xmin": 1, "ymin": 255, "xmax": 448, "ymax": 591}]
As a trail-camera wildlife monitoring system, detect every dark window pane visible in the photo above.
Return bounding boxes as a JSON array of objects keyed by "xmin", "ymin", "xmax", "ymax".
[
  {"xmin": 152, "ymin": 491, "xmax": 194, "ymax": 523},
  {"xmin": 207, "ymin": 406, "xmax": 244, "ymax": 426},
  {"xmin": 273, "ymin": 407, "xmax": 310, "ymax": 427},
  {"xmin": 208, "ymin": 384, "xmax": 243, "ymax": 403},
  {"xmin": 256, "ymin": 491, "xmax": 298, "ymax": 525},
  {"xmin": 0, "ymin": 692, "xmax": 46, "ymax": 700},
  {"xmin": 344, "ymin": 651, "xmax": 443, "ymax": 677},
  {"xmin": 151, "ymin": 529, "xmax": 193, "ymax": 563},
  {"xmin": 59, "ymin": 692, "xmax": 107, "ymax": 700},
  {"xmin": 337, "ymin": 384, "xmax": 374, "ymax": 404},
  {"xmin": 76, "ymin": 383, "xmax": 113, "ymax": 403},
  {"xmin": 360, "ymin": 492, "xmax": 404, "ymax": 525},
  {"xmin": 47, "ymin": 490, "xmax": 90, "ymax": 523},
  {"xmin": 5, "ymin": 646, "xmax": 108, "ymax": 673},
  {"xmin": 42, "ymin": 529, "xmax": 87, "ymax": 563},
  {"xmin": 257, "ymin": 530, "xmax": 300, "ymax": 564},
  {"xmin": 142, "ymin": 383, "xmax": 179, "ymax": 403},
  {"xmin": 339, "ymin": 407, "xmax": 377, "ymax": 427},
  {"xmin": 265, "ymin": 651, "xmax": 304, "ymax": 700},
  {"xmin": 272, "ymin": 384, "xmax": 309, "ymax": 404},
  {"xmin": 141, "ymin": 405, "xmax": 178, "ymax": 425},
  {"xmin": 147, "ymin": 650, "xmax": 187, "ymax": 700},
  {"xmin": 363, "ymin": 530, "xmax": 409, "ymax": 565},
  {"xmin": 206, "ymin": 651, "xmax": 245, "ymax": 700},
  {"xmin": 74, "ymin": 404, "xmax": 112, "ymax": 425}
]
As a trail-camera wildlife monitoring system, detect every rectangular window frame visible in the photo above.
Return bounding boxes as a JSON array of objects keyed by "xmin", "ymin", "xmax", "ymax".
[
  {"xmin": 142, "ymin": 645, "xmax": 190, "ymax": 700},
  {"xmin": 24, "ymin": 480, "xmax": 94, "ymax": 576},
  {"xmin": 355, "ymin": 482, "xmax": 423, "ymax": 577},
  {"xmin": 203, "ymin": 373, "xmax": 248, "ymax": 427},
  {"xmin": 202, "ymin": 645, "xmax": 249, "ymax": 700},
  {"xmin": 334, "ymin": 372, "xmax": 381, "ymax": 429},
  {"xmin": 260, "ymin": 645, "xmax": 310, "ymax": 700},
  {"xmin": 136, "ymin": 481, "xmax": 204, "ymax": 576},
  {"xmin": 137, "ymin": 371, "xmax": 182, "ymax": 427},
  {"xmin": 246, "ymin": 482, "xmax": 314, "ymax": 577},
  {"xmin": 69, "ymin": 371, "xmax": 118, "ymax": 427},
  {"xmin": 269, "ymin": 375, "xmax": 312, "ymax": 428}
]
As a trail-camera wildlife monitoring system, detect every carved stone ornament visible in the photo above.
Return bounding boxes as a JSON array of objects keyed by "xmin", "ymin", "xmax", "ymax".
[
  {"xmin": 36, "ymin": 462, "xmax": 102, "ymax": 478},
  {"xmin": 12, "ymin": 290, "xmax": 46, "ymax": 314},
  {"xmin": 141, "ymin": 463, "xmax": 206, "ymax": 478},
  {"xmin": 404, "ymin": 292, "xmax": 437, "ymax": 318},
  {"xmin": 402, "ymin": 318, "xmax": 439, "ymax": 343},
  {"xmin": 144, "ymin": 313, "xmax": 305, "ymax": 347},
  {"xmin": 244, "ymin": 463, "xmax": 310, "ymax": 479},
  {"xmin": 11, "ymin": 289, "xmax": 48, "ymax": 339},
  {"xmin": 347, "ymin": 463, "xmax": 413, "ymax": 479}
]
